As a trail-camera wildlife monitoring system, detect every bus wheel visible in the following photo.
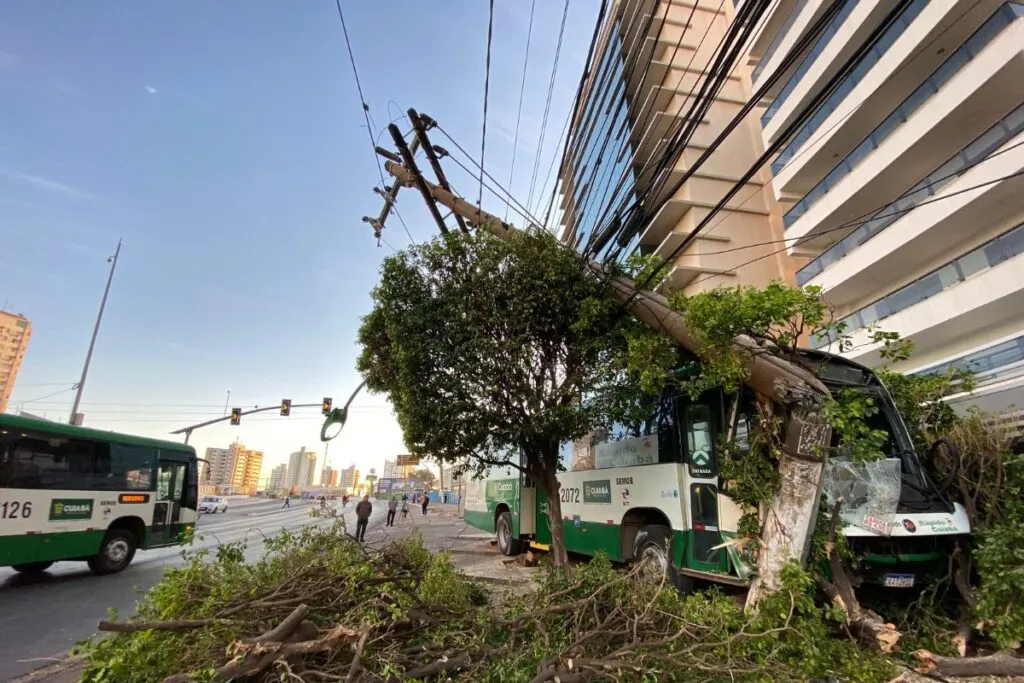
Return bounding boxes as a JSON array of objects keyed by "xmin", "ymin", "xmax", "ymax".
[
  {"xmin": 634, "ymin": 525, "xmax": 693, "ymax": 594},
  {"xmin": 11, "ymin": 561, "xmax": 54, "ymax": 574},
  {"xmin": 88, "ymin": 529, "xmax": 137, "ymax": 575},
  {"xmin": 496, "ymin": 511, "xmax": 522, "ymax": 556}
]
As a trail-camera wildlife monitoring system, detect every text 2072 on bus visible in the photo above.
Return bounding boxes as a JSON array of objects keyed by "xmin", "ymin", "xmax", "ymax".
[{"xmin": 464, "ymin": 349, "xmax": 971, "ymax": 593}]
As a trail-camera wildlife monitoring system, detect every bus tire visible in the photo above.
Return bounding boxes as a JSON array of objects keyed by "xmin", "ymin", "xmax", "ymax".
[
  {"xmin": 496, "ymin": 511, "xmax": 522, "ymax": 556},
  {"xmin": 634, "ymin": 525, "xmax": 693, "ymax": 595},
  {"xmin": 11, "ymin": 561, "xmax": 54, "ymax": 574},
  {"xmin": 88, "ymin": 528, "xmax": 137, "ymax": 575}
]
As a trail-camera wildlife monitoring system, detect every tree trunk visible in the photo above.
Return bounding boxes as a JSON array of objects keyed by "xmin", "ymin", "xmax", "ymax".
[
  {"xmin": 533, "ymin": 451, "xmax": 569, "ymax": 568},
  {"xmin": 746, "ymin": 394, "xmax": 832, "ymax": 606}
]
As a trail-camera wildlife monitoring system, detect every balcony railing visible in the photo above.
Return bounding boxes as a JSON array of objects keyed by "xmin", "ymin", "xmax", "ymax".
[
  {"xmin": 771, "ymin": 0, "xmax": 929, "ymax": 174},
  {"xmin": 761, "ymin": 0, "xmax": 857, "ymax": 127},
  {"xmin": 812, "ymin": 220, "xmax": 1024, "ymax": 348},
  {"xmin": 914, "ymin": 333, "xmax": 1024, "ymax": 377},
  {"xmin": 784, "ymin": 3, "xmax": 1021, "ymax": 229},
  {"xmin": 796, "ymin": 101, "xmax": 1024, "ymax": 284},
  {"xmin": 751, "ymin": 1, "xmax": 805, "ymax": 83}
]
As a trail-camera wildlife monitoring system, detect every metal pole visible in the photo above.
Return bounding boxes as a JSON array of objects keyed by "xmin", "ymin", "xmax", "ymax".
[
  {"xmin": 69, "ymin": 238, "xmax": 122, "ymax": 424},
  {"xmin": 223, "ymin": 390, "xmax": 231, "ymax": 416}
]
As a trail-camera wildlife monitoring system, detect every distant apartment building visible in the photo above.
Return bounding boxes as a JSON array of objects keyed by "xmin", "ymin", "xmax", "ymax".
[
  {"xmin": 0, "ymin": 310, "xmax": 32, "ymax": 413},
  {"xmin": 557, "ymin": 0, "xmax": 799, "ymax": 293},
  {"xmin": 382, "ymin": 459, "xmax": 396, "ymax": 480},
  {"xmin": 229, "ymin": 442, "xmax": 263, "ymax": 494},
  {"xmin": 205, "ymin": 442, "xmax": 262, "ymax": 494},
  {"xmin": 746, "ymin": 0, "xmax": 1024, "ymax": 421},
  {"xmin": 339, "ymin": 465, "xmax": 361, "ymax": 494},
  {"xmin": 287, "ymin": 447, "xmax": 317, "ymax": 489},
  {"xmin": 320, "ymin": 465, "xmax": 339, "ymax": 488},
  {"xmin": 268, "ymin": 463, "xmax": 289, "ymax": 493},
  {"xmin": 204, "ymin": 447, "xmax": 232, "ymax": 487}
]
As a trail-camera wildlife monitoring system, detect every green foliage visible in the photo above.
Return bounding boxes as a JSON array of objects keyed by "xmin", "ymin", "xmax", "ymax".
[
  {"xmin": 357, "ymin": 228, "xmax": 674, "ymax": 563},
  {"xmin": 973, "ymin": 453, "xmax": 1024, "ymax": 647}
]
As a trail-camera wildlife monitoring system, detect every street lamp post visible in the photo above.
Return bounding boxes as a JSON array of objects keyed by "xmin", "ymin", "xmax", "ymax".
[
  {"xmin": 69, "ymin": 238, "xmax": 122, "ymax": 425},
  {"xmin": 320, "ymin": 379, "xmax": 367, "ymax": 442}
]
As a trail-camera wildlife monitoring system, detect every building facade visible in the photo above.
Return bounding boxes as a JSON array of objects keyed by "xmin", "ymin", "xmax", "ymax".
[
  {"xmin": 747, "ymin": 0, "xmax": 1024, "ymax": 420},
  {"xmin": 204, "ymin": 442, "xmax": 262, "ymax": 494},
  {"xmin": 287, "ymin": 447, "xmax": 318, "ymax": 490},
  {"xmin": 382, "ymin": 458, "xmax": 396, "ymax": 480},
  {"xmin": 320, "ymin": 465, "xmax": 339, "ymax": 488},
  {"xmin": 339, "ymin": 465, "xmax": 361, "ymax": 495},
  {"xmin": 268, "ymin": 463, "xmax": 289, "ymax": 493},
  {"xmin": 0, "ymin": 310, "xmax": 32, "ymax": 413},
  {"xmin": 557, "ymin": 0, "xmax": 799, "ymax": 293}
]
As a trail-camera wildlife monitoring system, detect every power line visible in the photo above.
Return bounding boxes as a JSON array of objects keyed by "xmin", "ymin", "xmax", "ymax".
[
  {"xmin": 689, "ymin": 141, "xmax": 1024, "ymax": 260},
  {"xmin": 526, "ymin": 0, "xmax": 571, "ymax": 213},
  {"xmin": 683, "ymin": 168, "xmax": 1024, "ymax": 291},
  {"xmin": 334, "ymin": 0, "xmax": 383, "ymax": 187},
  {"xmin": 637, "ymin": 0, "xmax": 913, "ymax": 292},
  {"xmin": 12, "ymin": 386, "xmax": 75, "ymax": 406},
  {"xmin": 479, "ymin": 0, "xmax": 496, "ymax": 208},
  {"xmin": 506, "ymin": 0, "xmax": 536, "ymax": 222}
]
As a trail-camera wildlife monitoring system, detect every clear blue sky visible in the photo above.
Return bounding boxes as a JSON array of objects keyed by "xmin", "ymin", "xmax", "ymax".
[{"xmin": 0, "ymin": 1, "xmax": 597, "ymax": 484}]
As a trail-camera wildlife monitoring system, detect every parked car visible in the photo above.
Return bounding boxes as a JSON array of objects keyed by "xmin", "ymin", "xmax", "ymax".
[{"xmin": 198, "ymin": 496, "xmax": 228, "ymax": 514}]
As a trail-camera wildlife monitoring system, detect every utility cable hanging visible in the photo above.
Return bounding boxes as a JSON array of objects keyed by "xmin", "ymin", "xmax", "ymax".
[
  {"xmin": 638, "ymin": 0, "xmax": 915, "ymax": 293},
  {"xmin": 506, "ymin": 0, "xmax": 536, "ymax": 222},
  {"xmin": 479, "ymin": 0, "xmax": 495, "ymax": 209},
  {"xmin": 537, "ymin": 0, "xmax": 609, "ymax": 227},
  {"xmin": 334, "ymin": 0, "xmax": 384, "ymax": 187},
  {"xmin": 526, "ymin": 0, "xmax": 571, "ymax": 213}
]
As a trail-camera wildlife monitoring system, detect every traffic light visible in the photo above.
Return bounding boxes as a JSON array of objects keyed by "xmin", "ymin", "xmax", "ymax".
[
  {"xmin": 280, "ymin": 399, "xmax": 292, "ymax": 417},
  {"xmin": 322, "ymin": 397, "xmax": 333, "ymax": 416},
  {"xmin": 230, "ymin": 408, "xmax": 241, "ymax": 426}
]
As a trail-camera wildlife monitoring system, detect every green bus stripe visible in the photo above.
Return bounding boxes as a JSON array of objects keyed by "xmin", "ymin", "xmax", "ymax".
[
  {"xmin": 0, "ymin": 530, "xmax": 105, "ymax": 566},
  {"xmin": 463, "ymin": 509, "xmax": 493, "ymax": 532}
]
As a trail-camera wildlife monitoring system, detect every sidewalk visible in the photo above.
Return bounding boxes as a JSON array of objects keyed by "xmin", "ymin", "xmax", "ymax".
[{"xmin": 13, "ymin": 505, "xmax": 538, "ymax": 683}]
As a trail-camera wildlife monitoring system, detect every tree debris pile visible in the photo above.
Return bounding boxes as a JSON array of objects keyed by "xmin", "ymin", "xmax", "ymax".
[{"xmin": 77, "ymin": 521, "xmax": 899, "ymax": 683}]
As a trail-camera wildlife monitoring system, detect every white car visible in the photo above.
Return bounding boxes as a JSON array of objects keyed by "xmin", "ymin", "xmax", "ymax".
[{"xmin": 198, "ymin": 496, "xmax": 228, "ymax": 514}]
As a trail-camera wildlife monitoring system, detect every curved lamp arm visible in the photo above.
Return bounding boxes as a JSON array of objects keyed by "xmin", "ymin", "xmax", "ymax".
[{"xmin": 320, "ymin": 379, "xmax": 368, "ymax": 442}]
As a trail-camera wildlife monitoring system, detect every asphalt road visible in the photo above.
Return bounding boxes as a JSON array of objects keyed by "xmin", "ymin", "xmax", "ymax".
[{"xmin": 0, "ymin": 497, "xmax": 387, "ymax": 682}]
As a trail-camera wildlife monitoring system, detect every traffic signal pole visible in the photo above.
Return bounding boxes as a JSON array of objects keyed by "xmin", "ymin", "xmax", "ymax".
[{"xmin": 172, "ymin": 402, "xmax": 325, "ymax": 444}]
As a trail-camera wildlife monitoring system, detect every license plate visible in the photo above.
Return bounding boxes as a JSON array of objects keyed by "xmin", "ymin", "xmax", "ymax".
[{"xmin": 882, "ymin": 573, "xmax": 915, "ymax": 588}]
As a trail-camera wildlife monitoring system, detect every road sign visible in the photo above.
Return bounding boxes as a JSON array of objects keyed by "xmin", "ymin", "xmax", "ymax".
[{"xmin": 396, "ymin": 454, "xmax": 420, "ymax": 467}]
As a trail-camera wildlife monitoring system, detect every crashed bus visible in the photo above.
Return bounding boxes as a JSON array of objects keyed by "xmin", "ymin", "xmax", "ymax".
[{"xmin": 464, "ymin": 349, "xmax": 970, "ymax": 592}]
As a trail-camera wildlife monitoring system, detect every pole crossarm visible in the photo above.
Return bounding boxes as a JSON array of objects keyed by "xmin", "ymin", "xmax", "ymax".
[{"xmin": 170, "ymin": 403, "xmax": 324, "ymax": 436}]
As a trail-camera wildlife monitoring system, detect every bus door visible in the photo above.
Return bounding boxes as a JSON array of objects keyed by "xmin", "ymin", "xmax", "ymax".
[
  {"xmin": 519, "ymin": 471, "xmax": 536, "ymax": 537},
  {"xmin": 680, "ymin": 394, "xmax": 727, "ymax": 574},
  {"xmin": 150, "ymin": 453, "xmax": 193, "ymax": 547}
]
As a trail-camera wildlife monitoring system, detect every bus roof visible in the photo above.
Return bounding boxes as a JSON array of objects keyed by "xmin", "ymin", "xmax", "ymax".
[{"xmin": 0, "ymin": 413, "xmax": 197, "ymax": 455}]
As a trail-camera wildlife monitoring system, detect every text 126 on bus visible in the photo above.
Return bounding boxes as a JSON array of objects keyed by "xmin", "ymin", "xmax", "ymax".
[{"xmin": 0, "ymin": 414, "xmax": 199, "ymax": 575}]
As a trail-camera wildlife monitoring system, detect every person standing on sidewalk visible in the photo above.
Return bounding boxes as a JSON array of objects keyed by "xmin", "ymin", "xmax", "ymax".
[
  {"xmin": 355, "ymin": 495, "xmax": 372, "ymax": 542},
  {"xmin": 386, "ymin": 496, "xmax": 398, "ymax": 527},
  {"xmin": 421, "ymin": 496, "xmax": 429, "ymax": 516}
]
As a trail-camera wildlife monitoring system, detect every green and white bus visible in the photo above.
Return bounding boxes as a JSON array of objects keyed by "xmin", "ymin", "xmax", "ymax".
[
  {"xmin": 465, "ymin": 350, "xmax": 971, "ymax": 591},
  {"xmin": 0, "ymin": 414, "xmax": 199, "ymax": 575}
]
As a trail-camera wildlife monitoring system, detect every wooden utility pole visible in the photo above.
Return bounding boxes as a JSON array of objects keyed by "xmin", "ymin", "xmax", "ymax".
[{"xmin": 375, "ymin": 133, "xmax": 833, "ymax": 603}]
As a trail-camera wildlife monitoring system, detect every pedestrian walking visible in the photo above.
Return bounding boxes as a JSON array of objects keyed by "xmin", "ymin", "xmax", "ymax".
[
  {"xmin": 281, "ymin": 496, "xmax": 290, "ymax": 508},
  {"xmin": 386, "ymin": 496, "xmax": 398, "ymax": 527},
  {"xmin": 421, "ymin": 496, "xmax": 429, "ymax": 516},
  {"xmin": 355, "ymin": 494, "xmax": 372, "ymax": 542},
  {"xmin": 401, "ymin": 499, "xmax": 409, "ymax": 519}
]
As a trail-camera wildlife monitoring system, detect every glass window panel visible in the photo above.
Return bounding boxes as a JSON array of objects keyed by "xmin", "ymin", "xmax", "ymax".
[{"xmin": 957, "ymin": 248, "xmax": 991, "ymax": 279}]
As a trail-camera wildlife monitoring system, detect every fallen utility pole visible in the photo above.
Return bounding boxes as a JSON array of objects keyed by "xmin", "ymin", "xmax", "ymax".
[
  {"xmin": 378, "ymin": 150, "xmax": 833, "ymax": 605},
  {"xmin": 363, "ymin": 137, "xmax": 422, "ymax": 242},
  {"xmin": 408, "ymin": 109, "xmax": 469, "ymax": 234}
]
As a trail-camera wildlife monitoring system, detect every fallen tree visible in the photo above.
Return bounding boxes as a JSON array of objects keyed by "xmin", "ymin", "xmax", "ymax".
[{"xmin": 76, "ymin": 519, "xmax": 906, "ymax": 683}]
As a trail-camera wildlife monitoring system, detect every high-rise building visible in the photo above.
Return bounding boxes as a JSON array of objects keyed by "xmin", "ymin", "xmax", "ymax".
[
  {"xmin": 229, "ymin": 442, "xmax": 263, "ymax": 494},
  {"xmin": 268, "ymin": 463, "xmax": 289, "ymax": 493},
  {"xmin": 556, "ymin": 0, "xmax": 798, "ymax": 294},
  {"xmin": 382, "ymin": 459, "xmax": 396, "ymax": 480},
  {"xmin": 205, "ymin": 447, "xmax": 232, "ymax": 487},
  {"xmin": 339, "ymin": 465, "xmax": 361, "ymax": 494},
  {"xmin": 287, "ymin": 447, "xmax": 318, "ymax": 490},
  {"xmin": 747, "ymin": 1, "xmax": 1024, "ymax": 420},
  {"xmin": 320, "ymin": 465, "xmax": 339, "ymax": 488},
  {"xmin": 0, "ymin": 310, "xmax": 32, "ymax": 413},
  {"xmin": 205, "ymin": 442, "xmax": 262, "ymax": 494}
]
